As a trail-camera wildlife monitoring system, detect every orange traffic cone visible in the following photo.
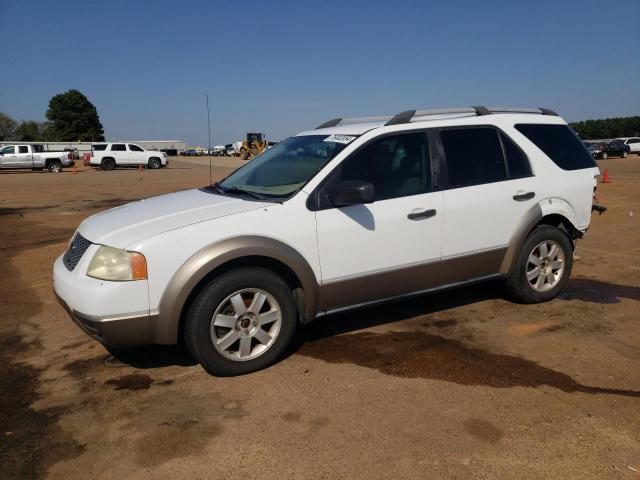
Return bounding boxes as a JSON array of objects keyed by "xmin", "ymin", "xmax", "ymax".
[
  {"xmin": 72, "ymin": 165, "xmax": 77, "ymax": 175},
  {"xmin": 601, "ymin": 169, "xmax": 611, "ymax": 183}
]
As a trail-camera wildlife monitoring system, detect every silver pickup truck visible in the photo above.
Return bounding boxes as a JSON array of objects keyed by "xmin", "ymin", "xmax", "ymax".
[{"xmin": 0, "ymin": 144, "xmax": 75, "ymax": 172}]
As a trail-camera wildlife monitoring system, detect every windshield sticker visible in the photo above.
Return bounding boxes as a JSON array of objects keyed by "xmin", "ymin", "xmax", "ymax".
[{"xmin": 323, "ymin": 134, "xmax": 356, "ymax": 144}]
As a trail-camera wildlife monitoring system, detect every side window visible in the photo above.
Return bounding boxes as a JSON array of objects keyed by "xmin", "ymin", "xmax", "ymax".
[
  {"xmin": 111, "ymin": 144, "xmax": 126, "ymax": 151},
  {"xmin": 339, "ymin": 132, "xmax": 431, "ymax": 201},
  {"xmin": 18, "ymin": 146, "xmax": 29, "ymax": 154},
  {"xmin": 128, "ymin": 144, "xmax": 144, "ymax": 152},
  {"xmin": 92, "ymin": 144, "xmax": 107, "ymax": 151},
  {"xmin": 440, "ymin": 128, "xmax": 507, "ymax": 188},
  {"xmin": 628, "ymin": 138, "xmax": 640, "ymax": 144},
  {"xmin": 515, "ymin": 124, "xmax": 596, "ymax": 170},
  {"xmin": 500, "ymin": 132, "xmax": 531, "ymax": 178},
  {"xmin": 1, "ymin": 146, "xmax": 16, "ymax": 154}
]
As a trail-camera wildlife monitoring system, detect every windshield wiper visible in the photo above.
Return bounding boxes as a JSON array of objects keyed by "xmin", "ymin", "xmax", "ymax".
[{"xmin": 220, "ymin": 186, "xmax": 269, "ymax": 201}]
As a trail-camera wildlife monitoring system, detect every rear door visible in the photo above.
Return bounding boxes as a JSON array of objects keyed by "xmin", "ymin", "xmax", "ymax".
[
  {"xmin": 438, "ymin": 126, "xmax": 538, "ymax": 272},
  {"xmin": 110, "ymin": 143, "xmax": 128, "ymax": 164},
  {"xmin": 15, "ymin": 145, "xmax": 33, "ymax": 168}
]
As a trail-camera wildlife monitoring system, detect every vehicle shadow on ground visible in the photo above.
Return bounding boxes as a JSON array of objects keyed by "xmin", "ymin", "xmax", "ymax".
[
  {"xmin": 303, "ymin": 280, "xmax": 501, "ymax": 342},
  {"xmin": 106, "ymin": 344, "xmax": 198, "ymax": 369},
  {"xmin": 295, "ymin": 281, "xmax": 640, "ymax": 398}
]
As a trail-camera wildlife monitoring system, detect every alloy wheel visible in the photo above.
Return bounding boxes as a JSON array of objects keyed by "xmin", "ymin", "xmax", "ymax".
[
  {"xmin": 526, "ymin": 240, "xmax": 565, "ymax": 292},
  {"xmin": 210, "ymin": 288, "xmax": 282, "ymax": 361}
]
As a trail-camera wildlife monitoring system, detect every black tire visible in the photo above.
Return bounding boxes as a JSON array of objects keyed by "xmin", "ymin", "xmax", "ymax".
[
  {"xmin": 101, "ymin": 158, "xmax": 116, "ymax": 170},
  {"xmin": 184, "ymin": 267, "xmax": 298, "ymax": 376},
  {"xmin": 148, "ymin": 158, "xmax": 161, "ymax": 169},
  {"xmin": 505, "ymin": 225, "xmax": 573, "ymax": 304},
  {"xmin": 47, "ymin": 160, "xmax": 62, "ymax": 173}
]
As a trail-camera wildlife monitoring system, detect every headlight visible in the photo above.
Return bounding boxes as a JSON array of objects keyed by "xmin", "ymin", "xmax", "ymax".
[{"xmin": 87, "ymin": 246, "xmax": 147, "ymax": 281}]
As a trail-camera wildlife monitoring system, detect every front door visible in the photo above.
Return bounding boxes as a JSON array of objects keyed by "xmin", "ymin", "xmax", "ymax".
[
  {"xmin": 314, "ymin": 131, "xmax": 443, "ymax": 311},
  {"xmin": 0, "ymin": 145, "xmax": 19, "ymax": 168}
]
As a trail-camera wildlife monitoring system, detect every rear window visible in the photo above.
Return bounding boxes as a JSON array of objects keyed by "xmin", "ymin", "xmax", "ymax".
[
  {"xmin": 515, "ymin": 124, "xmax": 596, "ymax": 171},
  {"xmin": 92, "ymin": 144, "xmax": 107, "ymax": 151}
]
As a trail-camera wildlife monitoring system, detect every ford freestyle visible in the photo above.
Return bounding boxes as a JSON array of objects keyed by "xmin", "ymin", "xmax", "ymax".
[{"xmin": 53, "ymin": 106, "xmax": 600, "ymax": 376}]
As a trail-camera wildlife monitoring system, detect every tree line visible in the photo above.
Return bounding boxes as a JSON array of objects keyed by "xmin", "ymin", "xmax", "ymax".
[
  {"xmin": 570, "ymin": 116, "xmax": 640, "ymax": 140},
  {"xmin": 0, "ymin": 89, "xmax": 105, "ymax": 142}
]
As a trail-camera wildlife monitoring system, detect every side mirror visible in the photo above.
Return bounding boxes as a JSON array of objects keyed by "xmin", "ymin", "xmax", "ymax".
[{"xmin": 330, "ymin": 180, "xmax": 375, "ymax": 207}]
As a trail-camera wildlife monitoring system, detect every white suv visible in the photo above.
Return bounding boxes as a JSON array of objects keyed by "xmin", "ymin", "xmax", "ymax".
[
  {"xmin": 54, "ymin": 107, "xmax": 600, "ymax": 376},
  {"xmin": 90, "ymin": 143, "xmax": 168, "ymax": 170}
]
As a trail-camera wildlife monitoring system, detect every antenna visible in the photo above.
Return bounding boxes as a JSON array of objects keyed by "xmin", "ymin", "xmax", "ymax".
[{"xmin": 206, "ymin": 93, "xmax": 212, "ymax": 185}]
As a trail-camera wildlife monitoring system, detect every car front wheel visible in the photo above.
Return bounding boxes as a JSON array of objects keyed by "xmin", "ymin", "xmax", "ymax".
[
  {"xmin": 505, "ymin": 225, "xmax": 573, "ymax": 304},
  {"xmin": 184, "ymin": 267, "xmax": 298, "ymax": 376},
  {"xmin": 148, "ymin": 158, "xmax": 161, "ymax": 169}
]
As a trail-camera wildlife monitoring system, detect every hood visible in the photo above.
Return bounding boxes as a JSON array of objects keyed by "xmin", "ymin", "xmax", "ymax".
[{"xmin": 78, "ymin": 189, "xmax": 264, "ymax": 248}]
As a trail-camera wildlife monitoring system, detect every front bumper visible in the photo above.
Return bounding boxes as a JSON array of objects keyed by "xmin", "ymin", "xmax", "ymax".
[
  {"xmin": 53, "ymin": 251, "xmax": 153, "ymax": 347},
  {"xmin": 54, "ymin": 291, "xmax": 152, "ymax": 347}
]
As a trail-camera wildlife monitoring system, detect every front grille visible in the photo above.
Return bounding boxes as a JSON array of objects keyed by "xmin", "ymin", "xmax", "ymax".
[{"xmin": 63, "ymin": 233, "xmax": 92, "ymax": 271}]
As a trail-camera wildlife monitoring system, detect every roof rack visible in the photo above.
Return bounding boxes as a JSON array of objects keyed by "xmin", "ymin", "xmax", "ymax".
[{"xmin": 315, "ymin": 106, "xmax": 557, "ymax": 129}]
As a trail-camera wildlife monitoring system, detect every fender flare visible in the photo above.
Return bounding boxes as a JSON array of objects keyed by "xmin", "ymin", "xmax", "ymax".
[
  {"xmin": 152, "ymin": 236, "xmax": 319, "ymax": 344},
  {"xmin": 499, "ymin": 199, "xmax": 579, "ymax": 274}
]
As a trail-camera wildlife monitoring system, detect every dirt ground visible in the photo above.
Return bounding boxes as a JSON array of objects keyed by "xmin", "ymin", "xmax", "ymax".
[{"xmin": 0, "ymin": 156, "xmax": 639, "ymax": 479}]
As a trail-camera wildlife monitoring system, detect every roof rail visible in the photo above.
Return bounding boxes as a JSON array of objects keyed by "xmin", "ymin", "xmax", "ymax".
[{"xmin": 315, "ymin": 106, "xmax": 558, "ymax": 129}]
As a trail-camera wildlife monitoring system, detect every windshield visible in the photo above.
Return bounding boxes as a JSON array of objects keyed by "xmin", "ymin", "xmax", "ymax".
[{"xmin": 218, "ymin": 135, "xmax": 351, "ymax": 198}]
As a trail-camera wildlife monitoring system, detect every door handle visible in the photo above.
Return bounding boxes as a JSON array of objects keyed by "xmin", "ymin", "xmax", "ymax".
[
  {"xmin": 407, "ymin": 209, "xmax": 437, "ymax": 220},
  {"xmin": 513, "ymin": 191, "xmax": 535, "ymax": 201}
]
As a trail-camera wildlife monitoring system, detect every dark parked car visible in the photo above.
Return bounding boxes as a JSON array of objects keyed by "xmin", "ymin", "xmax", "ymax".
[
  {"xmin": 587, "ymin": 142, "xmax": 608, "ymax": 159},
  {"xmin": 606, "ymin": 140, "xmax": 630, "ymax": 158}
]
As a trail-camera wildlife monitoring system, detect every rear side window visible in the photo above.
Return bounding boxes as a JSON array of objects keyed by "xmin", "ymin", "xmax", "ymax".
[
  {"xmin": 441, "ymin": 128, "xmax": 507, "ymax": 188},
  {"xmin": 18, "ymin": 146, "xmax": 29, "ymax": 153},
  {"xmin": 515, "ymin": 124, "xmax": 596, "ymax": 170},
  {"xmin": 92, "ymin": 144, "xmax": 107, "ymax": 151},
  {"xmin": 111, "ymin": 144, "xmax": 126, "ymax": 151}
]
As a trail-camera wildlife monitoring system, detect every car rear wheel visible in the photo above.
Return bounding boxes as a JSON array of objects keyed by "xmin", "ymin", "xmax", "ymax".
[
  {"xmin": 505, "ymin": 225, "xmax": 573, "ymax": 303},
  {"xmin": 47, "ymin": 161, "xmax": 62, "ymax": 173},
  {"xmin": 184, "ymin": 267, "xmax": 298, "ymax": 376},
  {"xmin": 101, "ymin": 158, "xmax": 116, "ymax": 170},
  {"xmin": 148, "ymin": 158, "xmax": 161, "ymax": 169}
]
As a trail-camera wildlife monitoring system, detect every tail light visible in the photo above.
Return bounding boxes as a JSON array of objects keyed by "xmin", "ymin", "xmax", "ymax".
[{"xmin": 67, "ymin": 152, "xmax": 72, "ymax": 160}]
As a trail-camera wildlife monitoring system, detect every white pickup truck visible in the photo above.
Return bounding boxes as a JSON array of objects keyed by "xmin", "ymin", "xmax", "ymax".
[
  {"xmin": 0, "ymin": 144, "xmax": 75, "ymax": 172},
  {"xmin": 90, "ymin": 143, "xmax": 168, "ymax": 170}
]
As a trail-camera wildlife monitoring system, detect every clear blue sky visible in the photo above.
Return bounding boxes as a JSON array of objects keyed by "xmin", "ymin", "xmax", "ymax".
[{"xmin": 1, "ymin": 0, "xmax": 639, "ymax": 145}]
